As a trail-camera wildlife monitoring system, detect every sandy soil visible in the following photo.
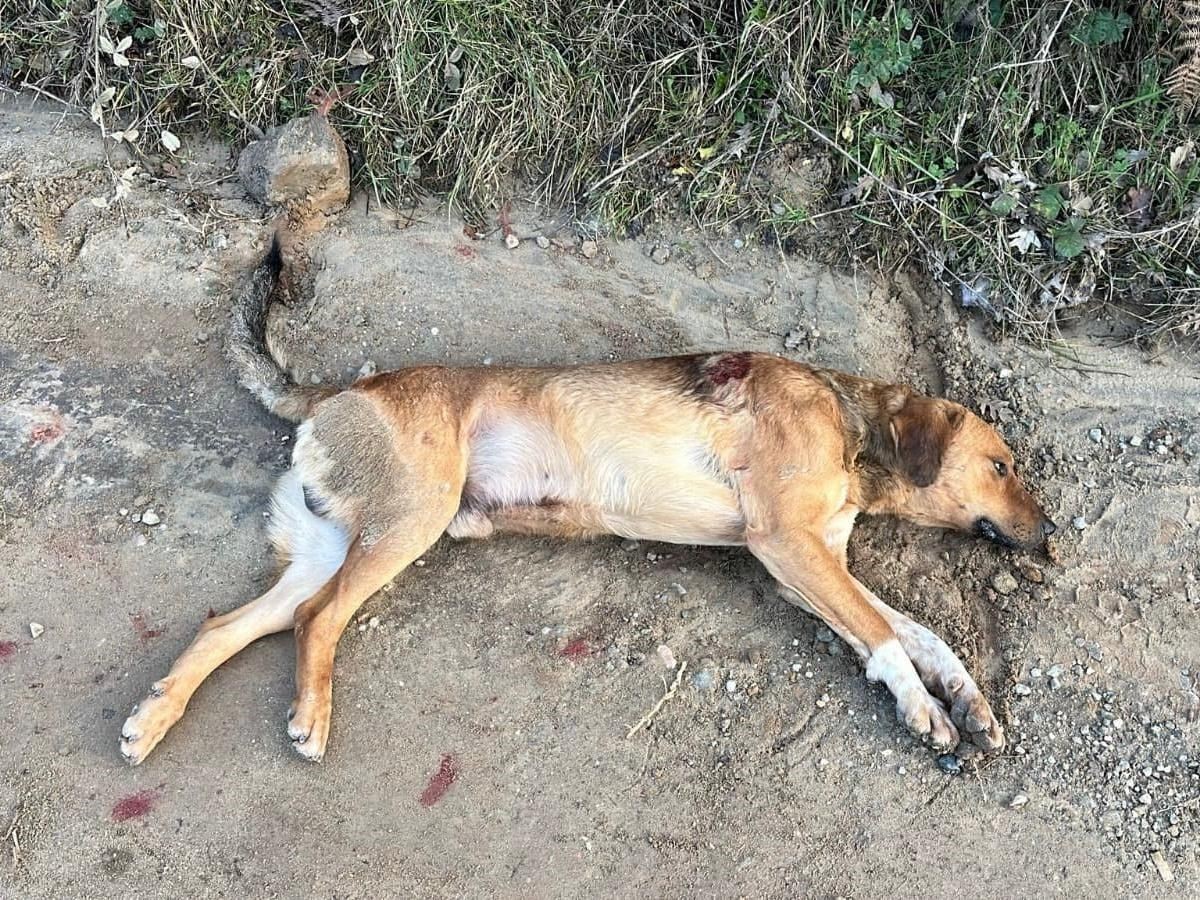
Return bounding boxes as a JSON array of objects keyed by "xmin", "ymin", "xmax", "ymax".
[{"xmin": 1, "ymin": 94, "xmax": 1198, "ymax": 898}]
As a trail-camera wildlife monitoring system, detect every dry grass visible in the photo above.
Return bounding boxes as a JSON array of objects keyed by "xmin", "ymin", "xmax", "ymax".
[{"xmin": 1, "ymin": 0, "xmax": 1197, "ymax": 342}]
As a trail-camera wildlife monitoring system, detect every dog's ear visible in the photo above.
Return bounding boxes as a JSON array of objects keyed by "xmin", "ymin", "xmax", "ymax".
[{"xmin": 886, "ymin": 392, "xmax": 964, "ymax": 487}]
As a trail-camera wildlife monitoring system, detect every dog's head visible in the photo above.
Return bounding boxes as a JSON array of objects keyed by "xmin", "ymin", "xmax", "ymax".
[{"xmin": 881, "ymin": 389, "xmax": 1055, "ymax": 552}]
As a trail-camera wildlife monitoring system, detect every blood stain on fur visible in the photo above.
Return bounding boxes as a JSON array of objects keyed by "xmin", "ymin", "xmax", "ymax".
[
  {"xmin": 707, "ymin": 352, "xmax": 751, "ymax": 386},
  {"xmin": 0, "ymin": 640, "xmax": 18, "ymax": 662},
  {"xmin": 419, "ymin": 754, "xmax": 460, "ymax": 807},
  {"xmin": 559, "ymin": 637, "xmax": 591, "ymax": 659},
  {"xmin": 130, "ymin": 612, "xmax": 163, "ymax": 643},
  {"xmin": 111, "ymin": 789, "xmax": 158, "ymax": 822}
]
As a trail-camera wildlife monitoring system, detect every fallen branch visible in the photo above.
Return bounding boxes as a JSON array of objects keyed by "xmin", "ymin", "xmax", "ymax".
[{"xmin": 626, "ymin": 660, "xmax": 687, "ymax": 739}]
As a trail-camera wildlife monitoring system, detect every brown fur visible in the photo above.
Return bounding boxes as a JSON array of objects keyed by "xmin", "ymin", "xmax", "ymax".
[{"xmin": 120, "ymin": 291, "xmax": 1055, "ymax": 765}]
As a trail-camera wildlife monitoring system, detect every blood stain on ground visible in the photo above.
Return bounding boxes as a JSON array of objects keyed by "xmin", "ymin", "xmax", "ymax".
[
  {"xmin": 0, "ymin": 640, "xmax": 18, "ymax": 662},
  {"xmin": 111, "ymin": 789, "xmax": 159, "ymax": 822},
  {"xmin": 559, "ymin": 637, "xmax": 591, "ymax": 659},
  {"xmin": 130, "ymin": 612, "xmax": 163, "ymax": 643},
  {"xmin": 419, "ymin": 754, "xmax": 460, "ymax": 807}
]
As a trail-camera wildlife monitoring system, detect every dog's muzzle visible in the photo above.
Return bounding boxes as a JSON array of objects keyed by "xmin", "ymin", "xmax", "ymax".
[{"xmin": 976, "ymin": 516, "xmax": 1057, "ymax": 552}]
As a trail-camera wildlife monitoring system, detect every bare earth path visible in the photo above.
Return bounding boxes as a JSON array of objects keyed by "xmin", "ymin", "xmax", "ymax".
[{"xmin": 2, "ymin": 95, "xmax": 1198, "ymax": 898}]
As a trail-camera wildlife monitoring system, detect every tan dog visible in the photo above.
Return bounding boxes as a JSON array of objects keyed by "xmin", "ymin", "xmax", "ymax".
[{"xmin": 119, "ymin": 240, "xmax": 1055, "ymax": 765}]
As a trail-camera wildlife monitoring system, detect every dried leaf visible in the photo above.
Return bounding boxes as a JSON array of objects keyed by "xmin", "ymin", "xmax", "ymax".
[
  {"xmin": 161, "ymin": 129, "xmax": 181, "ymax": 152},
  {"xmin": 1169, "ymin": 140, "xmax": 1196, "ymax": 173},
  {"xmin": 1008, "ymin": 226, "xmax": 1040, "ymax": 254},
  {"xmin": 346, "ymin": 46, "xmax": 375, "ymax": 67},
  {"xmin": 444, "ymin": 61, "xmax": 462, "ymax": 92}
]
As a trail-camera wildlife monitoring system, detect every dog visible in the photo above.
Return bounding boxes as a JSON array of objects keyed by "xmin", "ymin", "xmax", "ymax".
[{"xmin": 119, "ymin": 239, "xmax": 1055, "ymax": 765}]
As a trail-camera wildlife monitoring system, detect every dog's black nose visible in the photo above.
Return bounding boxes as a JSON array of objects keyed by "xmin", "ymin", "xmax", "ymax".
[{"xmin": 1041, "ymin": 518, "xmax": 1057, "ymax": 537}]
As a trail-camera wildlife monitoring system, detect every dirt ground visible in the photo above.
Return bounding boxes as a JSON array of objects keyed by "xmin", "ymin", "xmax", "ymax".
[{"xmin": 1, "ymin": 94, "xmax": 1198, "ymax": 899}]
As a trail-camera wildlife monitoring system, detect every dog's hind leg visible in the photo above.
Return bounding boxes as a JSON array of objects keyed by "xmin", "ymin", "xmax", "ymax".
[
  {"xmin": 119, "ymin": 472, "xmax": 350, "ymax": 765},
  {"xmin": 286, "ymin": 491, "xmax": 461, "ymax": 760}
]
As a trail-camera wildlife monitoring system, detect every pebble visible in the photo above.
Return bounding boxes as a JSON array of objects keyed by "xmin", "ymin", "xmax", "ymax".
[
  {"xmin": 29, "ymin": 622, "xmax": 44, "ymax": 639},
  {"xmin": 580, "ymin": 240, "xmax": 598, "ymax": 259},
  {"xmin": 650, "ymin": 245, "xmax": 670, "ymax": 264},
  {"xmin": 504, "ymin": 233, "xmax": 520, "ymax": 250},
  {"xmin": 691, "ymin": 670, "xmax": 714, "ymax": 691},
  {"xmin": 1009, "ymin": 793, "xmax": 1030, "ymax": 809},
  {"xmin": 535, "ymin": 235, "xmax": 550, "ymax": 249},
  {"xmin": 725, "ymin": 679, "xmax": 738, "ymax": 694},
  {"xmin": 1129, "ymin": 434, "xmax": 1143, "ymax": 447},
  {"xmin": 1072, "ymin": 516, "xmax": 1088, "ymax": 530},
  {"xmin": 357, "ymin": 359, "xmax": 377, "ymax": 379},
  {"xmin": 937, "ymin": 754, "xmax": 962, "ymax": 775},
  {"xmin": 1088, "ymin": 428, "xmax": 1104, "ymax": 443},
  {"xmin": 991, "ymin": 571, "xmax": 1019, "ymax": 595},
  {"xmin": 620, "ymin": 540, "xmax": 638, "ymax": 551},
  {"xmin": 1018, "ymin": 562, "xmax": 1044, "ymax": 584},
  {"xmin": 1014, "ymin": 683, "xmax": 1033, "ymax": 696},
  {"xmin": 815, "ymin": 626, "xmax": 836, "ymax": 643},
  {"xmin": 140, "ymin": 509, "xmax": 161, "ymax": 526}
]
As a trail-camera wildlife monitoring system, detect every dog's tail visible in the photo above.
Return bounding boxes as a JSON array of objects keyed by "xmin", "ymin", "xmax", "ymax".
[{"xmin": 226, "ymin": 235, "xmax": 332, "ymax": 423}]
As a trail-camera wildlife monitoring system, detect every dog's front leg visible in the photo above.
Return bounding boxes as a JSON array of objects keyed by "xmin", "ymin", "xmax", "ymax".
[
  {"xmin": 850, "ymin": 576, "xmax": 1004, "ymax": 751},
  {"xmin": 749, "ymin": 530, "xmax": 959, "ymax": 750}
]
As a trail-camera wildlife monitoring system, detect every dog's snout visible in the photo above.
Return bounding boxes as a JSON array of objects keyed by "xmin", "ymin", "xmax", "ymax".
[{"xmin": 1040, "ymin": 517, "xmax": 1057, "ymax": 538}]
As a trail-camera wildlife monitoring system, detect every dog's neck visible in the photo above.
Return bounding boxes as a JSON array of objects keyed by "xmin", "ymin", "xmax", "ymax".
[{"xmin": 817, "ymin": 369, "xmax": 920, "ymax": 516}]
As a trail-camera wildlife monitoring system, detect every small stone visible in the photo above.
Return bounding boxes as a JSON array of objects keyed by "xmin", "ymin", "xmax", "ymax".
[
  {"xmin": 1151, "ymin": 850, "xmax": 1175, "ymax": 883},
  {"xmin": 1014, "ymin": 683, "xmax": 1033, "ymax": 696},
  {"xmin": 784, "ymin": 330, "xmax": 805, "ymax": 350},
  {"xmin": 119, "ymin": 508, "xmax": 129, "ymax": 517},
  {"xmin": 504, "ymin": 233, "xmax": 520, "ymax": 250},
  {"xmin": 580, "ymin": 240, "xmax": 598, "ymax": 259},
  {"xmin": 535, "ymin": 235, "xmax": 550, "ymax": 249},
  {"xmin": 725, "ymin": 679, "xmax": 738, "ymax": 694},
  {"xmin": 733, "ymin": 238, "xmax": 744, "ymax": 249},
  {"xmin": 897, "ymin": 766, "xmax": 907, "ymax": 775},
  {"xmin": 1072, "ymin": 516, "xmax": 1088, "ymax": 530},
  {"xmin": 1009, "ymin": 793, "xmax": 1030, "ymax": 809},
  {"xmin": 691, "ymin": 670, "xmax": 714, "ymax": 691},
  {"xmin": 195, "ymin": 331, "xmax": 209, "ymax": 344},
  {"xmin": 937, "ymin": 754, "xmax": 962, "ymax": 775},
  {"xmin": 620, "ymin": 540, "xmax": 638, "ymax": 551},
  {"xmin": 815, "ymin": 626, "xmax": 836, "ymax": 643},
  {"xmin": 134, "ymin": 534, "xmax": 148, "ymax": 547},
  {"xmin": 998, "ymin": 367, "xmax": 1013, "ymax": 378},
  {"xmin": 650, "ymin": 245, "xmax": 670, "ymax": 264},
  {"xmin": 1017, "ymin": 562, "xmax": 1044, "ymax": 584},
  {"xmin": 140, "ymin": 509, "xmax": 161, "ymax": 526},
  {"xmin": 1088, "ymin": 428, "xmax": 1104, "ymax": 443},
  {"xmin": 357, "ymin": 359, "xmax": 377, "ymax": 379},
  {"xmin": 29, "ymin": 622, "xmax": 44, "ymax": 639},
  {"xmin": 991, "ymin": 571, "xmax": 1019, "ymax": 595},
  {"xmin": 1129, "ymin": 434, "xmax": 1143, "ymax": 447}
]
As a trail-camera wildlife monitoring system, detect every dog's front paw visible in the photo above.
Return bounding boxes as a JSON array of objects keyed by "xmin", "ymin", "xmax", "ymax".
[
  {"xmin": 897, "ymin": 689, "xmax": 960, "ymax": 752},
  {"xmin": 286, "ymin": 690, "xmax": 331, "ymax": 762},
  {"xmin": 119, "ymin": 681, "xmax": 182, "ymax": 765},
  {"xmin": 941, "ymin": 674, "xmax": 1004, "ymax": 751}
]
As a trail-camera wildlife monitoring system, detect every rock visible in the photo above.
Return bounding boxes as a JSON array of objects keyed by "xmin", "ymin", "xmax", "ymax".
[
  {"xmin": 815, "ymin": 626, "xmax": 836, "ymax": 643},
  {"xmin": 1009, "ymin": 793, "xmax": 1030, "ymax": 809},
  {"xmin": 1088, "ymin": 427, "xmax": 1104, "ymax": 443},
  {"xmin": 29, "ymin": 622, "xmax": 44, "ymax": 639},
  {"xmin": 725, "ymin": 679, "xmax": 738, "ymax": 694},
  {"xmin": 650, "ymin": 245, "xmax": 670, "ymax": 264},
  {"xmin": 1017, "ymin": 562, "xmax": 1044, "ymax": 583},
  {"xmin": 784, "ymin": 330, "xmax": 805, "ymax": 350},
  {"xmin": 140, "ymin": 509, "xmax": 161, "ymax": 526},
  {"xmin": 937, "ymin": 754, "xmax": 962, "ymax": 775},
  {"xmin": 691, "ymin": 670, "xmax": 714, "ymax": 691},
  {"xmin": 1014, "ymin": 683, "xmax": 1032, "ymax": 696},
  {"xmin": 237, "ymin": 113, "xmax": 350, "ymax": 214},
  {"xmin": 535, "ymin": 235, "xmax": 550, "ymax": 249},
  {"xmin": 1072, "ymin": 515, "xmax": 1088, "ymax": 530},
  {"xmin": 357, "ymin": 359, "xmax": 377, "ymax": 379},
  {"xmin": 504, "ymin": 233, "xmax": 520, "ymax": 250},
  {"xmin": 580, "ymin": 240, "xmax": 598, "ymax": 259},
  {"xmin": 992, "ymin": 571, "xmax": 1019, "ymax": 595}
]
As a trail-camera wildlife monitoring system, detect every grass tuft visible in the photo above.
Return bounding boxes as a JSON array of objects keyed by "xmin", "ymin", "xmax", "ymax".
[{"xmin": 2, "ymin": 1, "xmax": 1197, "ymax": 342}]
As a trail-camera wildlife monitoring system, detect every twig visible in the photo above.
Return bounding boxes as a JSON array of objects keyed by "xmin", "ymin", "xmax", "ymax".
[{"xmin": 626, "ymin": 660, "xmax": 687, "ymax": 739}]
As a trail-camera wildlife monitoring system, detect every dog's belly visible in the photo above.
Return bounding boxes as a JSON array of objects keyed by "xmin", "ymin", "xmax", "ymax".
[{"xmin": 447, "ymin": 413, "xmax": 746, "ymax": 545}]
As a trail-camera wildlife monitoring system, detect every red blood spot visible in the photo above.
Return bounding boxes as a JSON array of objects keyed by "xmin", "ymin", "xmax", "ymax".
[
  {"xmin": 454, "ymin": 245, "xmax": 477, "ymax": 260},
  {"xmin": 707, "ymin": 352, "xmax": 752, "ymax": 386},
  {"xmin": 419, "ymin": 754, "xmax": 459, "ymax": 807},
  {"xmin": 559, "ymin": 637, "xmax": 591, "ymax": 660},
  {"xmin": 130, "ymin": 612, "xmax": 163, "ymax": 643},
  {"xmin": 0, "ymin": 640, "xmax": 17, "ymax": 662},
  {"xmin": 111, "ymin": 789, "xmax": 158, "ymax": 822}
]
